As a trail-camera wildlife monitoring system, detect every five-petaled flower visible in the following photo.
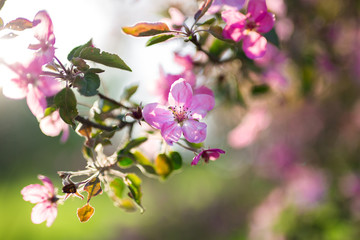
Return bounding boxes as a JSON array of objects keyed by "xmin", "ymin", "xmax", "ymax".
[
  {"xmin": 191, "ymin": 148, "xmax": 226, "ymax": 166},
  {"xmin": 2, "ymin": 57, "xmax": 61, "ymax": 118},
  {"xmin": 222, "ymin": 0, "xmax": 275, "ymax": 59},
  {"xmin": 143, "ymin": 79, "xmax": 215, "ymax": 145},
  {"xmin": 21, "ymin": 175, "xmax": 58, "ymax": 227}
]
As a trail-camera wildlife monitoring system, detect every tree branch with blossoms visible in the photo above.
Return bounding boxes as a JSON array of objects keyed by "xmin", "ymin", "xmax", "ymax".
[{"xmin": 0, "ymin": 0, "xmax": 282, "ymax": 227}]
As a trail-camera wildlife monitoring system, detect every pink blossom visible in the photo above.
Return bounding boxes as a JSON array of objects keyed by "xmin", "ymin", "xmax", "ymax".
[
  {"xmin": 40, "ymin": 110, "xmax": 70, "ymax": 142},
  {"xmin": 21, "ymin": 175, "xmax": 58, "ymax": 227},
  {"xmin": 285, "ymin": 167, "xmax": 327, "ymax": 209},
  {"xmin": 143, "ymin": 79, "xmax": 215, "ymax": 145},
  {"xmin": 191, "ymin": 148, "xmax": 225, "ymax": 165},
  {"xmin": 28, "ymin": 10, "xmax": 55, "ymax": 63},
  {"xmin": 222, "ymin": 0, "xmax": 275, "ymax": 59},
  {"xmin": 228, "ymin": 107, "xmax": 271, "ymax": 148},
  {"xmin": 2, "ymin": 57, "xmax": 61, "ymax": 118},
  {"xmin": 208, "ymin": 0, "xmax": 245, "ymax": 14}
]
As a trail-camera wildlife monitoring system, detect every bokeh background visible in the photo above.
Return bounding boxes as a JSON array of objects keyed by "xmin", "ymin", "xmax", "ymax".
[{"xmin": 1, "ymin": 0, "xmax": 360, "ymax": 239}]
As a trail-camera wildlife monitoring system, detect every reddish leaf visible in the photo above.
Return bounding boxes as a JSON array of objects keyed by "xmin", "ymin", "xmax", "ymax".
[
  {"xmin": 84, "ymin": 177, "xmax": 102, "ymax": 202},
  {"xmin": 77, "ymin": 204, "xmax": 95, "ymax": 223},
  {"xmin": 194, "ymin": 0, "xmax": 214, "ymax": 23},
  {"xmin": 5, "ymin": 18, "xmax": 33, "ymax": 31},
  {"xmin": 122, "ymin": 22, "xmax": 171, "ymax": 37}
]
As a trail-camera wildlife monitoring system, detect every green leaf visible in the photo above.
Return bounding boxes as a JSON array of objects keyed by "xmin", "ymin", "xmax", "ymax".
[
  {"xmin": 122, "ymin": 22, "xmax": 171, "ymax": 37},
  {"xmin": 67, "ymin": 39, "xmax": 93, "ymax": 61},
  {"xmin": 74, "ymin": 47, "xmax": 131, "ymax": 71},
  {"xmin": 209, "ymin": 37, "xmax": 231, "ymax": 57},
  {"xmin": 71, "ymin": 57, "xmax": 89, "ymax": 71},
  {"xmin": 5, "ymin": 18, "xmax": 32, "ymax": 31},
  {"xmin": 154, "ymin": 153, "xmax": 172, "ymax": 179},
  {"xmin": 251, "ymin": 84, "xmax": 270, "ymax": 96},
  {"xmin": 54, "ymin": 88, "xmax": 78, "ymax": 125},
  {"xmin": 146, "ymin": 34, "xmax": 175, "ymax": 46},
  {"xmin": 169, "ymin": 151, "xmax": 182, "ymax": 170},
  {"xmin": 43, "ymin": 105, "xmax": 57, "ymax": 118},
  {"xmin": 133, "ymin": 150, "xmax": 152, "ymax": 166},
  {"xmin": 263, "ymin": 28, "xmax": 280, "ymax": 47},
  {"xmin": 208, "ymin": 26, "xmax": 228, "ymax": 41},
  {"xmin": 73, "ymin": 72, "xmax": 100, "ymax": 96},
  {"xmin": 77, "ymin": 204, "xmax": 95, "ymax": 223},
  {"xmin": 121, "ymin": 137, "xmax": 148, "ymax": 153},
  {"xmin": 98, "ymin": 98, "xmax": 120, "ymax": 113},
  {"xmin": 197, "ymin": 18, "xmax": 216, "ymax": 26},
  {"xmin": 109, "ymin": 178, "xmax": 137, "ymax": 212},
  {"xmin": 123, "ymin": 85, "xmax": 138, "ymax": 100},
  {"xmin": 110, "ymin": 178, "xmax": 126, "ymax": 199},
  {"xmin": 82, "ymin": 145, "xmax": 94, "ymax": 162},
  {"xmin": 125, "ymin": 173, "xmax": 144, "ymax": 212},
  {"xmin": 118, "ymin": 154, "xmax": 135, "ymax": 168},
  {"xmin": 87, "ymin": 68, "xmax": 105, "ymax": 74},
  {"xmin": 84, "ymin": 177, "xmax": 103, "ymax": 203}
]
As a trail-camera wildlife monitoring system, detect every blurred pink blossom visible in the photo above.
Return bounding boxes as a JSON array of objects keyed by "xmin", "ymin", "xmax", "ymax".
[
  {"xmin": 21, "ymin": 175, "xmax": 58, "ymax": 227},
  {"xmin": 257, "ymin": 141, "xmax": 298, "ymax": 179},
  {"xmin": 39, "ymin": 110, "xmax": 69, "ymax": 142},
  {"xmin": 248, "ymin": 188, "xmax": 286, "ymax": 240},
  {"xmin": 191, "ymin": 148, "xmax": 225, "ymax": 165},
  {"xmin": 285, "ymin": 167, "xmax": 327, "ymax": 209},
  {"xmin": 161, "ymin": 7, "xmax": 185, "ymax": 31},
  {"xmin": 143, "ymin": 79, "xmax": 214, "ymax": 145},
  {"xmin": 2, "ymin": 57, "xmax": 61, "ymax": 118},
  {"xmin": 228, "ymin": 107, "xmax": 271, "ymax": 148},
  {"xmin": 28, "ymin": 10, "xmax": 55, "ymax": 64},
  {"xmin": 208, "ymin": 0, "xmax": 245, "ymax": 14},
  {"xmin": 222, "ymin": 0, "xmax": 275, "ymax": 59},
  {"xmin": 254, "ymin": 44, "xmax": 288, "ymax": 88},
  {"xmin": 154, "ymin": 53, "xmax": 213, "ymax": 103}
]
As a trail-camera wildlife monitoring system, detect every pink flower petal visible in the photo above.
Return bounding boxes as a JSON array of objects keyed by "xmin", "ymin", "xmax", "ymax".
[
  {"xmin": 161, "ymin": 121, "xmax": 182, "ymax": 145},
  {"xmin": 182, "ymin": 119, "xmax": 207, "ymax": 143},
  {"xmin": 38, "ymin": 175, "xmax": 55, "ymax": 196},
  {"xmin": 191, "ymin": 153, "xmax": 202, "ymax": 166},
  {"xmin": 38, "ymin": 76, "xmax": 61, "ymax": 97},
  {"xmin": 174, "ymin": 53, "xmax": 193, "ymax": 71},
  {"xmin": 33, "ymin": 10, "xmax": 55, "ymax": 45},
  {"xmin": 143, "ymin": 103, "xmax": 173, "ymax": 129},
  {"xmin": 26, "ymin": 86, "xmax": 47, "ymax": 118},
  {"xmin": 223, "ymin": 23, "xmax": 245, "ymax": 42},
  {"xmin": 189, "ymin": 94, "xmax": 215, "ymax": 119},
  {"xmin": 221, "ymin": 9, "xmax": 246, "ymax": 25},
  {"xmin": 243, "ymin": 31, "xmax": 267, "ymax": 59},
  {"xmin": 194, "ymin": 86, "xmax": 214, "ymax": 97},
  {"xmin": 2, "ymin": 77, "xmax": 28, "ymax": 99},
  {"xmin": 256, "ymin": 12, "xmax": 275, "ymax": 33},
  {"xmin": 31, "ymin": 201, "xmax": 57, "ymax": 227},
  {"xmin": 247, "ymin": 0, "xmax": 268, "ymax": 20},
  {"xmin": 60, "ymin": 125, "xmax": 70, "ymax": 142},
  {"xmin": 21, "ymin": 184, "xmax": 49, "ymax": 203},
  {"xmin": 168, "ymin": 79, "xmax": 193, "ymax": 107},
  {"xmin": 39, "ymin": 110, "xmax": 69, "ymax": 142}
]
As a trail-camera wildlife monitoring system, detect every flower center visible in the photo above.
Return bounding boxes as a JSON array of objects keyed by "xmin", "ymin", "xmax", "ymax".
[
  {"xmin": 169, "ymin": 105, "xmax": 192, "ymax": 123},
  {"xmin": 245, "ymin": 20, "xmax": 258, "ymax": 31}
]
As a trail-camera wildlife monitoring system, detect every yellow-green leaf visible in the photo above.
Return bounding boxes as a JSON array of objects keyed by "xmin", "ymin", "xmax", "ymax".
[
  {"xmin": 155, "ymin": 153, "xmax": 172, "ymax": 178},
  {"xmin": 122, "ymin": 22, "xmax": 171, "ymax": 37},
  {"xmin": 77, "ymin": 204, "xmax": 95, "ymax": 223},
  {"xmin": 84, "ymin": 177, "xmax": 102, "ymax": 202}
]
